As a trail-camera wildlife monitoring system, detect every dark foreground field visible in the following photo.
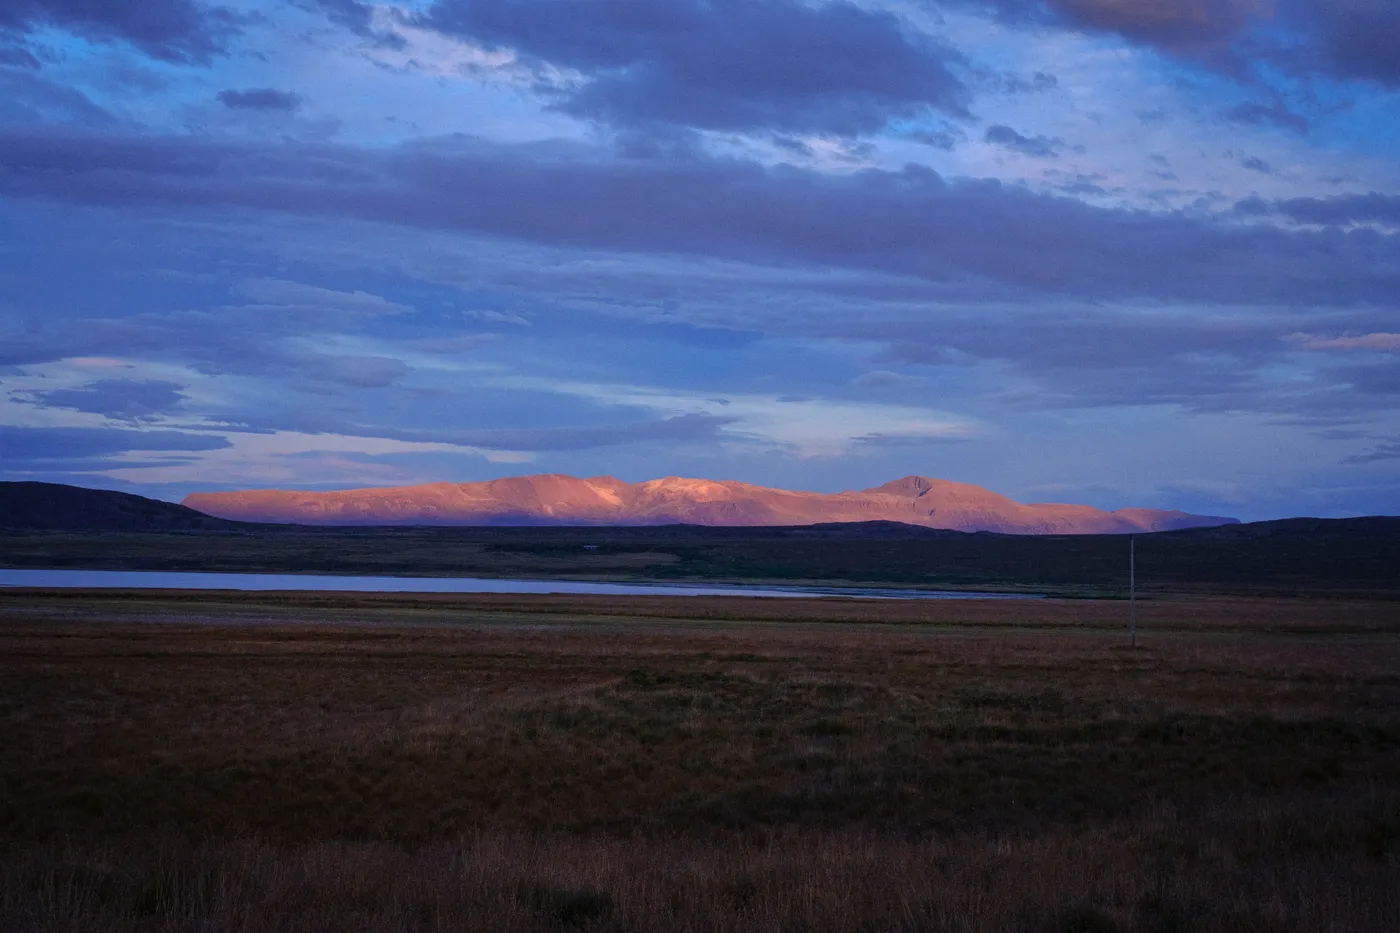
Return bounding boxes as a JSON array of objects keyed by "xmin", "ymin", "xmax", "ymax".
[{"xmin": 2, "ymin": 590, "xmax": 1398, "ymax": 932}]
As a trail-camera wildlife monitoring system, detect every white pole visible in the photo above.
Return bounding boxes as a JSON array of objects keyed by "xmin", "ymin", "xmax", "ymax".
[{"xmin": 1129, "ymin": 535, "xmax": 1136, "ymax": 647}]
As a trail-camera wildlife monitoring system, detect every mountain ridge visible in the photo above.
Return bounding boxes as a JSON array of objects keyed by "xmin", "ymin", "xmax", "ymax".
[{"xmin": 182, "ymin": 473, "xmax": 1239, "ymax": 535}]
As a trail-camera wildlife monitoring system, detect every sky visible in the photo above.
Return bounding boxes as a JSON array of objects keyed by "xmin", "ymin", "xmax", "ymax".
[{"xmin": 0, "ymin": 0, "xmax": 1398, "ymax": 521}]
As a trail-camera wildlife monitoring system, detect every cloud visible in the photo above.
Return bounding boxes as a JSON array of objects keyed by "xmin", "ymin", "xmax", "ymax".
[
  {"xmin": 865, "ymin": 303, "xmax": 1400, "ymax": 416},
  {"xmin": 410, "ymin": 335, "xmax": 495, "ymax": 354},
  {"xmin": 296, "ymin": 354, "xmax": 410, "ymax": 388},
  {"xmin": 959, "ymin": 0, "xmax": 1263, "ymax": 64},
  {"xmin": 1002, "ymin": 70, "xmax": 1059, "ymax": 93},
  {"xmin": 0, "ymin": 425, "xmax": 229, "ymax": 460},
  {"xmin": 1313, "ymin": 428, "xmax": 1372, "ymax": 441},
  {"xmin": 0, "ymin": 279, "xmax": 417, "ymax": 388},
  {"xmin": 851, "ymin": 370, "xmax": 927, "ymax": 389},
  {"xmin": 961, "ymin": 0, "xmax": 1400, "ymax": 89},
  {"xmin": 0, "ymin": 457, "xmax": 206, "ymax": 474},
  {"xmin": 1281, "ymin": 1, "xmax": 1400, "ymax": 88},
  {"xmin": 303, "ymin": 0, "xmax": 375, "ymax": 35},
  {"xmin": 1287, "ymin": 332, "xmax": 1400, "ymax": 352},
  {"xmin": 414, "ymin": 413, "xmax": 735, "ymax": 451},
  {"xmin": 463, "ymin": 309, "xmax": 531, "ymax": 326},
  {"xmin": 1044, "ymin": 0, "xmax": 1263, "ymax": 52},
  {"xmin": 0, "ymin": 44, "xmax": 40, "ymax": 69},
  {"xmin": 8, "ymin": 129, "xmax": 1393, "ymax": 427},
  {"xmin": 505, "ymin": 378, "xmax": 981, "ymax": 457},
  {"xmin": 217, "ymin": 88, "xmax": 302, "ymax": 112},
  {"xmin": 984, "ymin": 124, "xmax": 1069, "ymax": 158},
  {"xmin": 1260, "ymin": 193, "xmax": 1400, "ymax": 227},
  {"xmin": 905, "ymin": 128, "xmax": 960, "ymax": 150},
  {"xmin": 1240, "ymin": 155, "xmax": 1271, "ymax": 174},
  {"xmin": 16, "ymin": 379, "xmax": 188, "ymax": 423},
  {"xmin": 1221, "ymin": 101, "xmax": 1310, "ymax": 134},
  {"xmin": 1341, "ymin": 361, "xmax": 1400, "ymax": 395},
  {"xmin": 208, "ymin": 411, "xmax": 736, "ymax": 454},
  {"xmin": 2, "ymin": 128, "xmax": 1397, "ymax": 310},
  {"xmin": 0, "ymin": 0, "xmax": 246, "ymax": 65},
  {"xmin": 852, "ymin": 429, "xmax": 971, "ymax": 447},
  {"xmin": 299, "ymin": 0, "xmax": 406, "ymax": 47},
  {"xmin": 419, "ymin": 0, "xmax": 968, "ymax": 136},
  {"xmin": 0, "ymin": 68, "xmax": 117, "ymax": 127},
  {"xmin": 236, "ymin": 279, "xmax": 413, "ymax": 317},
  {"xmin": 1343, "ymin": 439, "xmax": 1400, "ymax": 464}
]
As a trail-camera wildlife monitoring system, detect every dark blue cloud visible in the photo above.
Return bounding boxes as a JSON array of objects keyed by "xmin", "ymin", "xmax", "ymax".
[
  {"xmin": 17, "ymin": 379, "xmax": 188, "ymax": 423},
  {"xmin": 948, "ymin": 0, "xmax": 1257, "ymax": 66},
  {"xmin": 0, "ymin": 457, "xmax": 204, "ymax": 472},
  {"xmin": 0, "ymin": 68, "xmax": 117, "ymax": 126},
  {"xmin": 0, "ymin": 0, "xmax": 247, "ymax": 65},
  {"xmin": 0, "ymin": 43, "xmax": 40, "ymax": 68},
  {"xmin": 304, "ymin": 0, "xmax": 375, "ymax": 35},
  {"xmin": 864, "ymin": 302, "xmax": 1400, "ymax": 418},
  {"xmin": 297, "ymin": 354, "xmax": 409, "ymax": 388},
  {"xmin": 1344, "ymin": 362, "xmax": 1400, "ymax": 396},
  {"xmin": 954, "ymin": 1, "xmax": 1400, "ymax": 88},
  {"xmin": 383, "ymin": 413, "xmax": 736, "ymax": 451},
  {"xmin": 0, "ymin": 278, "xmax": 416, "ymax": 388},
  {"xmin": 201, "ymin": 409, "xmax": 735, "ymax": 452},
  {"xmin": 299, "ymin": 0, "xmax": 406, "ymax": 48},
  {"xmin": 1237, "ymin": 193, "xmax": 1400, "ymax": 226},
  {"xmin": 984, "ymin": 124, "xmax": 1067, "ymax": 158},
  {"xmin": 1044, "ymin": 0, "xmax": 1257, "ymax": 54},
  {"xmin": 1345, "ymin": 440, "xmax": 1400, "ymax": 464},
  {"xmin": 421, "ymin": 0, "xmax": 967, "ymax": 135},
  {"xmin": 1221, "ymin": 101, "xmax": 1309, "ymax": 134},
  {"xmin": 0, "ymin": 425, "xmax": 229, "ymax": 460},
  {"xmin": 217, "ymin": 88, "xmax": 302, "ymax": 111},
  {"xmin": 2, "ymin": 128, "xmax": 1394, "ymax": 309},
  {"xmin": 1283, "ymin": 1, "xmax": 1400, "ymax": 88}
]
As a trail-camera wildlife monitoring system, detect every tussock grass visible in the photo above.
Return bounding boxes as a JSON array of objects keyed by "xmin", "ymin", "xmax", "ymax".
[
  {"xmin": 2, "ymin": 592, "xmax": 1398, "ymax": 930},
  {"xmin": 7, "ymin": 810, "xmax": 1397, "ymax": 933}
]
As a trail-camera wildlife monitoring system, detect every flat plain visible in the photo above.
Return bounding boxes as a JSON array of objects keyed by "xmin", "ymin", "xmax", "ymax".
[{"xmin": 2, "ymin": 589, "xmax": 1398, "ymax": 932}]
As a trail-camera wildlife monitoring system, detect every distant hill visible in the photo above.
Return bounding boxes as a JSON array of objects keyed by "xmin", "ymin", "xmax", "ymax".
[
  {"xmin": 0, "ymin": 482, "xmax": 239, "ymax": 532},
  {"xmin": 183, "ymin": 473, "xmax": 1238, "ymax": 535},
  {"xmin": 1165, "ymin": 516, "xmax": 1400, "ymax": 540}
]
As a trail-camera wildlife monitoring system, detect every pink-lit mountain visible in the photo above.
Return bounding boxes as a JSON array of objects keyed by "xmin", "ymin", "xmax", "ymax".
[{"xmin": 183, "ymin": 474, "xmax": 1238, "ymax": 535}]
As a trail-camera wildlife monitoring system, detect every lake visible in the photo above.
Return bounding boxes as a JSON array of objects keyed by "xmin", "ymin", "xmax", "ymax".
[{"xmin": 0, "ymin": 569, "xmax": 1039, "ymax": 600}]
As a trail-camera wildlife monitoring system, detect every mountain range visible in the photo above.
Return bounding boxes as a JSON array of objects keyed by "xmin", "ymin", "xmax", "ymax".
[{"xmin": 182, "ymin": 474, "xmax": 1238, "ymax": 535}]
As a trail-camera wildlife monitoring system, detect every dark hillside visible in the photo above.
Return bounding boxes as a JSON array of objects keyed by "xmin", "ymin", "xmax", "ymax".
[
  {"xmin": 1166, "ymin": 515, "xmax": 1400, "ymax": 539},
  {"xmin": 0, "ymin": 482, "xmax": 240, "ymax": 532}
]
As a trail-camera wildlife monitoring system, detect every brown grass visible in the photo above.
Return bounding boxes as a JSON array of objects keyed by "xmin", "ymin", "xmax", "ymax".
[{"xmin": 2, "ymin": 591, "xmax": 1398, "ymax": 931}]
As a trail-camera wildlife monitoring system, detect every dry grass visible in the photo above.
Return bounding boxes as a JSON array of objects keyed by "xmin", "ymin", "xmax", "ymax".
[
  {"xmin": 9, "ymin": 810, "xmax": 1398, "ymax": 933},
  {"xmin": 7, "ymin": 588, "xmax": 1400, "ymax": 633},
  {"xmin": 2, "ymin": 591, "xmax": 1398, "ymax": 931}
]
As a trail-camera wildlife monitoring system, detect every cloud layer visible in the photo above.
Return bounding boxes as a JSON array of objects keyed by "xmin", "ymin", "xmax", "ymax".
[
  {"xmin": 422, "ymin": 0, "xmax": 968, "ymax": 135},
  {"xmin": 1, "ymin": 0, "xmax": 1397, "ymax": 519},
  {"xmin": 1, "ymin": 127, "xmax": 1395, "ymax": 309},
  {"xmin": 0, "ymin": 0, "xmax": 245, "ymax": 64}
]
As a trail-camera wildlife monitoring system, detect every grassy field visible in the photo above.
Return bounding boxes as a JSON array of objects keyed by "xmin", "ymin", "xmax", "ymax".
[
  {"xmin": 2, "ymin": 589, "xmax": 1398, "ymax": 931},
  {"xmin": 3, "ymin": 521, "xmax": 1400, "ymax": 597}
]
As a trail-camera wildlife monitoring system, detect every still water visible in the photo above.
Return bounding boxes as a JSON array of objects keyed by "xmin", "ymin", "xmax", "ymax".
[{"xmin": 0, "ymin": 569, "xmax": 1039, "ymax": 600}]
